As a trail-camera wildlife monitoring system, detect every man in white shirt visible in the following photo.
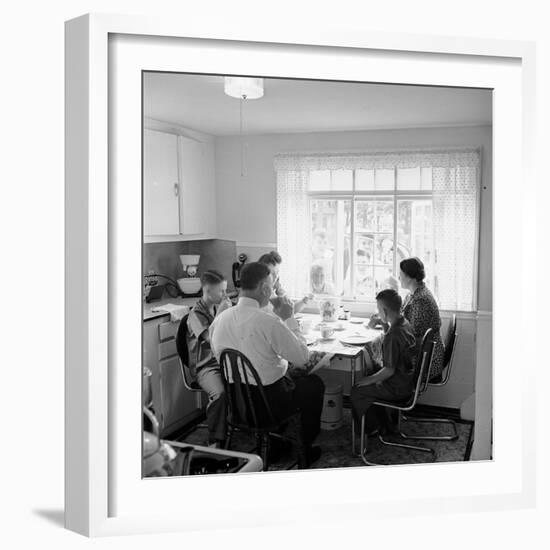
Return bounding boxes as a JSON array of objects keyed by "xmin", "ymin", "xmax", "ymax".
[{"xmin": 210, "ymin": 262, "xmax": 325, "ymax": 466}]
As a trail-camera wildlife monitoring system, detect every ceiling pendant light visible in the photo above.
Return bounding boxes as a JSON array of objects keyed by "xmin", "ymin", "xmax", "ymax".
[
  {"xmin": 224, "ymin": 77, "xmax": 264, "ymax": 177},
  {"xmin": 224, "ymin": 77, "xmax": 264, "ymax": 99}
]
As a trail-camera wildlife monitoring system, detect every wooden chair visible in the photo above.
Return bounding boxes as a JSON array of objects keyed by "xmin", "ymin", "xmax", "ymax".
[{"xmin": 219, "ymin": 348, "xmax": 307, "ymax": 471}]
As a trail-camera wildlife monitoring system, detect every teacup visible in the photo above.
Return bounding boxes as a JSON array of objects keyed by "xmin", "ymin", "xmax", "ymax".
[{"xmin": 320, "ymin": 325, "xmax": 335, "ymax": 339}]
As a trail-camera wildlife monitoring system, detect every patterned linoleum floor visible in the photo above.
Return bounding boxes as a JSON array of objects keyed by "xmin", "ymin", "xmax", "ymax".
[{"xmin": 181, "ymin": 408, "xmax": 473, "ymax": 471}]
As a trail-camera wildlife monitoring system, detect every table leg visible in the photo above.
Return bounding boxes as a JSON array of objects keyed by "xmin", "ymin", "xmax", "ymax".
[{"xmin": 351, "ymin": 355, "xmax": 357, "ymax": 455}]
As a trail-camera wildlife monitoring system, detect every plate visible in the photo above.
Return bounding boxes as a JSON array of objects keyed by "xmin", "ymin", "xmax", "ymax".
[
  {"xmin": 349, "ymin": 318, "xmax": 365, "ymax": 324},
  {"xmin": 340, "ymin": 335, "xmax": 370, "ymax": 346},
  {"xmin": 319, "ymin": 336, "xmax": 336, "ymax": 342}
]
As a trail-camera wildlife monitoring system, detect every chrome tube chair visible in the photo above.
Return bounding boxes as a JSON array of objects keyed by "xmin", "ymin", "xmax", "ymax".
[
  {"xmin": 359, "ymin": 328, "xmax": 436, "ymax": 466},
  {"xmin": 175, "ymin": 313, "xmax": 209, "ymax": 435},
  {"xmin": 400, "ymin": 314, "xmax": 459, "ymax": 441}
]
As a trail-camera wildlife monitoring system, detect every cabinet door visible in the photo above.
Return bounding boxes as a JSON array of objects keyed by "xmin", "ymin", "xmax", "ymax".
[
  {"xmin": 158, "ymin": 355, "xmax": 199, "ymax": 436},
  {"xmin": 178, "ymin": 135, "xmax": 206, "ymax": 236},
  {"xmin": 144, "ymin": 129, "xmax": 180, "ymax": 236}
]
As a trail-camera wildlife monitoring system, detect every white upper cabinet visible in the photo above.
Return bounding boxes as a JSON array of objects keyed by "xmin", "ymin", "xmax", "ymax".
[
  {"xmin": 178, "ymin": 135, "xmax": 206, "ymax": 236},
  {"xmin": 143, "ymin": 126, "xmax": 216, "ymax": 241},
  {"xmin": 143, "ymin": 129, "xmax": 180, "ymax": 236}
]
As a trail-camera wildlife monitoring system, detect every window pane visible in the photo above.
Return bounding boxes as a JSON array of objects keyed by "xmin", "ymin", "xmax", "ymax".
[
  {"xmin": 355, "ymin": 169, "xmax": 375, "ymax": 190},
  {"xmin": 376, "ymin": 201, "xmax": 394, "ymax": 232},
  {"xmin": 397, "ymin": 167, "xmax": 421, "ymax": 190},
  {"xmin": 354, "ymin": 201, "xmax": 375, "ymax": 231},
  {"xmin": 397, "ymin": 200, "xmax": 412, "ymax": 255},
  {"xmin": 354, "ymin": 234, "xmax": 374, "ymax": 265},
  {"xmin": 375, "ymin": 169, "xmax": 394, "ymax": 190},
  {"xmin": 374, "ymin": 266, "xmax": 394, "ymax": 294},
  {"xmin": 310, "ymin": 199, "xmax": 351, "ymax": 295},
  {"xmin": 332, "ymin": 169, "xmax": 353, "ymax": 191},
  {"xmin": 309, "ymin": 170, "xmax": 331, "ymax": 191},
  {"xmin": 397, "ymin": 199, "xmax": 434, "ymax": 288},
  {"xmin": 354, "ymin": 264, "xmax": 374, "ymax": 298},
  {"xmin": 374, "ymin": 235, "xmax": 393, "ymax": 264}
]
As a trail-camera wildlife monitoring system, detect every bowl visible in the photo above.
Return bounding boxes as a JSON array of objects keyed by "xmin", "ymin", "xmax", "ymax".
[{"xmin": 177, "ymin": 277, "xmax": 201, "ymax": 294}]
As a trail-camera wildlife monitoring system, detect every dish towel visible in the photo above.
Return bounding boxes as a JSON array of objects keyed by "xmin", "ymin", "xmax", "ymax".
[{"xmin": 150, "ymin": 304, "xmax": 190, "ymax": 323}]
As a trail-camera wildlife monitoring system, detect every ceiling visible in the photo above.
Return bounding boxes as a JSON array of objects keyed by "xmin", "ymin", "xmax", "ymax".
[{"xmin": 143, "ymin": 72, "xmax": 492, "ymax": 137}]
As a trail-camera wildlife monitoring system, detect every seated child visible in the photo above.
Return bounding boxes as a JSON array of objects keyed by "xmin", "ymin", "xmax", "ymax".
[
  {"xmin": 350, "ymin": 289, "xmax": 417, "ymax": 436},
  {"xmin": 186, "ymin": 270, "xmax": 233, "ymax": 447}
]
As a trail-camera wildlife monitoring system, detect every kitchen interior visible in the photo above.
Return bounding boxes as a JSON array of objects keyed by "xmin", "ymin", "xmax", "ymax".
[{"xmin": 142, "ymin": 72, "xmax": 493, "ymax": 476}]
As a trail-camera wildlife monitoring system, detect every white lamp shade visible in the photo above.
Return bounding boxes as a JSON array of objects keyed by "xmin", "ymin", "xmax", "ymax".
[{"xmin": 224, "ymin": 77, "xmax": 264, "ymax": 99}]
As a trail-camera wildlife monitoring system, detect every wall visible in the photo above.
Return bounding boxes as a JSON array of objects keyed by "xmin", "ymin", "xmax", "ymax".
[
  {"xmin": 214, "ymin": 125, "xmax": 492, "ymax": 409},
  {"xmin": 143, "ymin": 239, "xmax": 237, "ymax": 291},
  {"xmin": 215, "ymin": 124, "xmax": 492, "ymax": 311}
]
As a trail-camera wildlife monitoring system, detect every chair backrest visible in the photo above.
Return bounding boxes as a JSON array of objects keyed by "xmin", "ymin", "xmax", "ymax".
[
  {"xmin": 440, "ymin": 314, "xmax": 458, "ymax": 384},
  {"xmin": 175, "ymin": 313, "xmax": 200, "ymax": 392},
  {"xmin": 443, "ymin": 314, "xmax": 457, "ymax": 368},
  {"xmin": 412, "ymin": 328, "xmax": 436, "ymax": 401},
  {"xmin": 219, "ymin": 348, "xmax": 278, "ymax": 431}
]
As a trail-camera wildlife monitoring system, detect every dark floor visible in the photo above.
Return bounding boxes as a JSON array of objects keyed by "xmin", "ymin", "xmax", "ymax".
[{"xmin": 181, "ymin": 408, "xmax": 473, "ymax": 471}]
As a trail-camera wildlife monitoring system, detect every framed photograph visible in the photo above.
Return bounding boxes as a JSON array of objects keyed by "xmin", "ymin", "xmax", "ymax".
[{"xmin": 65, "ymin": 13, "xmax": 536, "ymax": 536}]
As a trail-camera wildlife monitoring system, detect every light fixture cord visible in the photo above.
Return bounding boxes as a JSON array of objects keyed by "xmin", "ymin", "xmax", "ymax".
[{"xmin": 240, "ymin": 95, "xmax": 246, "ymax": 177}]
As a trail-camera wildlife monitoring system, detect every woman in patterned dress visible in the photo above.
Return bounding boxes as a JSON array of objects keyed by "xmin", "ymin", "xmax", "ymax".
[
  {"xmin": 398, "ymin": 257, "xmax": 445, "ymax": 380},
  {"xmin": 365, "ymin": 257, "xmax": 445, "ymax": 381}
]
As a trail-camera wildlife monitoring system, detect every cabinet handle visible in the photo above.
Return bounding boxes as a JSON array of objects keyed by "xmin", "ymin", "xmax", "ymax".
[{"xmin": 173, "ymin": 183, "xmax": 179, "ymax": 197}]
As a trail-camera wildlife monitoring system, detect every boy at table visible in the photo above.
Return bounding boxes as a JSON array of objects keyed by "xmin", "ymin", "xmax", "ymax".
[
  {"xmin": 258, "ymin": 250, "xmax": 313, "ymax": 313},
  {"xmin": 185, "ymin": 270, "xmax": 233, "ymax": 447},
  {"xmin": 350, "ymin": 288, "xmax": 417, "ymax": 435}
]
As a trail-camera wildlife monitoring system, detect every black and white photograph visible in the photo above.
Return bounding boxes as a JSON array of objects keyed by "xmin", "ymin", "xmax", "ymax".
[{"xmin": 141, "ymin": 73, "xmax": 493, "ymax": 476}]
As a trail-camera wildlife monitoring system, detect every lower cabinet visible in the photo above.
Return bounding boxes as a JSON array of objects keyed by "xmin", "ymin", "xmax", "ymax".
[{"xmin": 144, "ymin": 316, "xmax": 203, "ymax": 437}]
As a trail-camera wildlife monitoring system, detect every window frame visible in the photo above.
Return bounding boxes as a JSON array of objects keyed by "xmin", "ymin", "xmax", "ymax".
[{"xmin": 307, "ymin": 167, "xmax": 437, "ymax": 304}]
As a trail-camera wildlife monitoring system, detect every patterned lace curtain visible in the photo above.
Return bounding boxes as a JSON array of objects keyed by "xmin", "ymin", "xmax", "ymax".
[
  {"xmin": 276, "ymin": 170, "xmax": 312, "ymax": 298},
  {"xmin": 432, "ymin": 163, "xmax": 480, "ymax": 311},
  {"xmin": 275, "ymin": 149, "xmax": 480, "ymax": 310}
]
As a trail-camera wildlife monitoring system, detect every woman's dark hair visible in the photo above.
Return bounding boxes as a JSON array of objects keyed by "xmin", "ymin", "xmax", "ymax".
[
  {"xmin": 258, "ymin": 250, "xmax": 282, "ymax": 266},
  {"xmin": 375, "ymin": 288, "xmax": 402, "ymax": 313},
  {"xmin": 200, "ymin": 269, "xmax": 226, "ymax": 287},
  {"xmin": 240, "ymin": 262, "xmax": 271, "ymax": 290},
  {"xmin": 399, "ymin": 257, "xmax": 426, "ymax": 282}
]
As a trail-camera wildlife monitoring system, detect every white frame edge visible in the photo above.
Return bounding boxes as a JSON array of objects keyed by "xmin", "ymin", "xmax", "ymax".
[{"xmin": 65, "ymin": 12, "xmax": 536, "ymax": 537}]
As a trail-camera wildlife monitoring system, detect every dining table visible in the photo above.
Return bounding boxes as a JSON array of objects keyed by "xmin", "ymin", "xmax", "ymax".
[{"xmin": 295, "ymin": 312, "xmax": 383, "ymax": 455}]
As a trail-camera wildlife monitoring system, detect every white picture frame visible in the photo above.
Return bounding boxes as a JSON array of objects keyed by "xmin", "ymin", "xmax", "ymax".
[{"xmin": 65, "ymin": 13, "xmax": 536, "ymax": 537}]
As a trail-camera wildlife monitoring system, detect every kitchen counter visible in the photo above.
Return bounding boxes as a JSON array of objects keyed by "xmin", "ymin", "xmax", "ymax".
[{"xmin": 143, "ymin": 296, "xmax": 200, "ymax": 322}]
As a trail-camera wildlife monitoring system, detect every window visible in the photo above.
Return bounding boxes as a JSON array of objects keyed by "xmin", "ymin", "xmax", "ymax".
[
  {"xmin": 307, "ymin": 169, "xmax": 435, "ymax": 299},
  {"xmin": 275, "ymin": 150, "xmax": 480, "ymax": 311}
]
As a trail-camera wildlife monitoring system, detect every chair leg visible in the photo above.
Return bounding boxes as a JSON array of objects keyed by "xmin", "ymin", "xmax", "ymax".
[
  {"xmin": 292, "ymin": 416, "xmax": 308, "ymax": 469},
  {"xmin": 260, "ymin": 434, "xmax": 270, "ymax": 471},
  {"xmin": 400, "ymin": 415, "xmax": 459, "ymax": 441},
  {"xmin": 375, "ymin": 413, "xmax": 435, "ymax": 455},
  {"xmin": 360, "ymin": 413, "xmax": 435, "ymax": 462},
  {"xmin": 377, "ymin": 434, "xmax": 435, "ymax": 455},
  {"xmin": 224, "ymin": 427, "xmax": 234, "ymax": 450},
  {"xmin": 359, "ymin": 415, "xmax": 379, "ymax": 466}
]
